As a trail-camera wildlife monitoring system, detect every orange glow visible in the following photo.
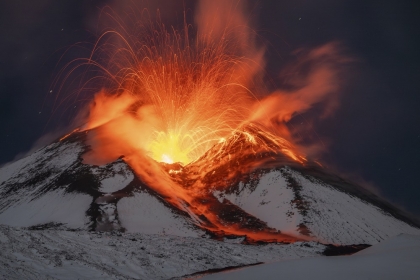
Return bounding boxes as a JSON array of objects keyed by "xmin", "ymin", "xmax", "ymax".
[
  {"xmin": 60, "ymin": 0, "xmax": 347, "ymax": 242},
  {"xmin": 149, "ymin": 131, "xmax": 192, "ymax": 164},
  {"xmin": 59, "ymin": 128, "xmax": 80, "ymax": 141}
]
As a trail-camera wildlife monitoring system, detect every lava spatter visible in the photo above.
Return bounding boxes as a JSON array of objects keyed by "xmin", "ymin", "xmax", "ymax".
[{"xmin": 56, "ymin": 0, "xmax": 348, "ymax": 243}]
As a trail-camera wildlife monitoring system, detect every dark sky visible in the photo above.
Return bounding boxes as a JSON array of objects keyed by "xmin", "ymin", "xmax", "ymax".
[{"xmin": 1, "ymin": 0, "xmax": 419, "ymax": 217}]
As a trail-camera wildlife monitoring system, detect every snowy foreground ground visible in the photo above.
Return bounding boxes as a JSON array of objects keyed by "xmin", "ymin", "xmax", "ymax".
[
  {"xmin": 202, "ymin": 234, "xmax": 420, "ymax": 280},
  {"xmin": 0, "ymin": 225, "xmax": 325, "ymax": 279},
  {"xmin": 1, "ymin": 225, "xmax": 419, "ymax": 279}
]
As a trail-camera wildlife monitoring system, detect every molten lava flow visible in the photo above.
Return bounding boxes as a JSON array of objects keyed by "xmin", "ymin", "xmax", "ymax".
[
  {"xmin": 123, "ymin": 129, "xmax": 311, "ymax": 243},
  {"xmin": 59, "ymin": 128, "xmax": 80, "ymax": 141},
  {"xmin": 59, "ymin": 0, "xmax": 347, "ymax": 242}
]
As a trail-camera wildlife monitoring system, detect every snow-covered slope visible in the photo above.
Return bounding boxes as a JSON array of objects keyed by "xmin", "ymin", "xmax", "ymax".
[
  {"xmin": 0, "ymin": 225, "xmax": 325, "ymax": 280},
  {"xmin": 0, "ymin": 138, "xmax": 90, "ymax": 228},
  {"xmin": 215, "ymin": 168, "xmax": 420, "ymax": 244},
  {"xmin": 201, "ymin": 233, "xmax": 420, "ymax": 280},
  {"xmin": 0, "ymin": 132, "xmax": 203, "ymax": 237},
  {"xmin": 117, "ymin": 191, "xmax": 202, "ymax": 236}
]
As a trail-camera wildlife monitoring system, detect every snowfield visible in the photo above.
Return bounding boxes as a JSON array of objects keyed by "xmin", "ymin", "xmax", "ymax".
[
  {"xmin": 288, "ymin": 169, "xmax": 420, "ymax": 244},
  {"xmin": 117, "ymin": 192, "xmax": 203, "ymax": 237},
  {"xmin": 214, "ymin": 170, "xmax": 297, "ymax": 234},
  {"xmin": 0, "ymin": 189, "xmax": 91, "ymax": 228},
  {"xmin": 0, "ymin": 139, "xmax": 91, "ymax": 229},
  {"xmin": 215, "ymin": 168, "xmax": 420, "ymax": 244},
  {"xmin": 201, "ymin": 233, "xmax": 420, "ymax": 280},
  {"xmin": 0, "ymin": 225, "xmax": 325, "ymax": 280}
]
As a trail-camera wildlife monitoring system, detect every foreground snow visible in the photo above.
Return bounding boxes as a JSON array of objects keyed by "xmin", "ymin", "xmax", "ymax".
[
  {"xmin": 201, "ymin": 233, "xmax": 420, "ymax": 280},
  {"xmin": 0, "ymin": 225, "xmax": 325, "ymax": 279}
]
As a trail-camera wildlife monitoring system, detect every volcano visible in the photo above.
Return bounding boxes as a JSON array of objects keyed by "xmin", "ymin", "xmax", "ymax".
[
  {"xmin": 1, "ymin": 128, "xmax": 418, "ymax": 246},
  {"xmin": 2, "ymin": 0, "xmax": 420, "ymax": 278}
]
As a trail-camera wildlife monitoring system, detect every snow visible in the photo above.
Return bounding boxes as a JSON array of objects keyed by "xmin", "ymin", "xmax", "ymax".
[
  {"xmin": 100, "ymin": 173, "xmax": 133, "ymax": 193},
  {"xmin": 214, "ymin": 170, "xmax": 305, "ymax": 237},
  {"xmin": 0, "ymin": 140, "xmax": 92, "ymax": 229},
  {"xmin": 118, "ymin": 191, "xmax": 203, "ymax": 237},
  {"xmin": 0, "ymin": 140, "xmax": 83, "ymax": 209},
  {"xmin": 0, "ymin": 141, "xmax": 82, "ymax": 186},
  {"xmin": 288, "ymin": 169, "xmax": 420, "ymax": 244},
  {"xmin": 92, "ymin": 161, "xmax": 134, "ymax": 193},
  {"xmin": 0, "ymin": 189, "xmax": 91, "ymax": 229},
  {"xmin": 0, "ymin": 225, "xmax": 325, "ymax": 279},
  {"xmin": 201, "ymin": 233, "xmax": 420, "ymax": 280},
  {"xmin": 215, "ymin": 168, "xmax": 420, "ymax": 245}
]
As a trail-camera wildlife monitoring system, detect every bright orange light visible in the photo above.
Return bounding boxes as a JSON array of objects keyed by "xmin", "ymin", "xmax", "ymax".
[
  {"xmin": 161, "ymin": 154, "xmax": 174, "ymax": 164},
  {"xmin": 148, "ymin": 131, "xmax": 196, "ymax": 164},
  {"xmin": 59, "ymin": 0, "xmax": 345, "ymax": 243}
]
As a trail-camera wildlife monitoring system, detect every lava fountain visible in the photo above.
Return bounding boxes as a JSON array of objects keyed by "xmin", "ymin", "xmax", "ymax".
[{"xmin": 57, "ymin": 0, "xmax": 348, "ymax": 242}]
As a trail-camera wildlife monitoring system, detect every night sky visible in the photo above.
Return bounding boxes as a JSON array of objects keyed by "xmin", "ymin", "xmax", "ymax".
[{"xmin": 1, "ymin": 0, "xmax": 419, "ymax": 217}]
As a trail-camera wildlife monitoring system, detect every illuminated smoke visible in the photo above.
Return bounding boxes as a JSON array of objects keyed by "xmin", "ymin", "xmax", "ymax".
[{"xmin": 58, "ymin": 0, "xmax": 349, "ymax": 242}]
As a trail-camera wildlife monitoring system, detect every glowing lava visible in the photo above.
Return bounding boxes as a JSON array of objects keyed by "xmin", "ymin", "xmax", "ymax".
[
  {"xmin": 149, "ymin": 131, "xmax": 195, "ymax": 164},
  {"xmin": 58, "ymin": 0, "xmax": 347, "ymax": 243}
]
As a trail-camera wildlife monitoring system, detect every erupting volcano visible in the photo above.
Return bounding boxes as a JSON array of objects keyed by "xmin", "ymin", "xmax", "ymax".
[
  {"xmin": 50, "ymin": 0, "xmax": 349, "ymax": 243},
  {"xmin": 77, "ymin": 5, "xmax": 308, "ymax": 167},
  {"xmin": 1, "ymin": 0, "xmax": 419, "ymax": 249},
  {"xmin": 2, "ymin": 1, "xmax": 420, "ymax": 278}
]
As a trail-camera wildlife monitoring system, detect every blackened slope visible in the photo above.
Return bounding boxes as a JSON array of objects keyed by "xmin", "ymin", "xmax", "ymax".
[
  {"xmin": 279, "ymin": 168, "xmax": 312, "ymax": 236},
  {"xmin": 323, "ymin": 244, "xmax": 371, "ymax": 256},
  {"xmin": 0, "ymin": 131, "xmax": 128, "ymax": 230},
  {"xmin": 0, "ymin": 132, "xmax": 87, "ymax": 209},
  {"xmin": 0, "ymin": 132, "xmax": 93, "ymax": 228}
]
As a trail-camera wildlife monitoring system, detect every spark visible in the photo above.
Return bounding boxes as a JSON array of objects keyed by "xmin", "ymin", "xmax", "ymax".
[{"xmin": 59, "ymin": 128, "xmax": 80, "ymax": 141}]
